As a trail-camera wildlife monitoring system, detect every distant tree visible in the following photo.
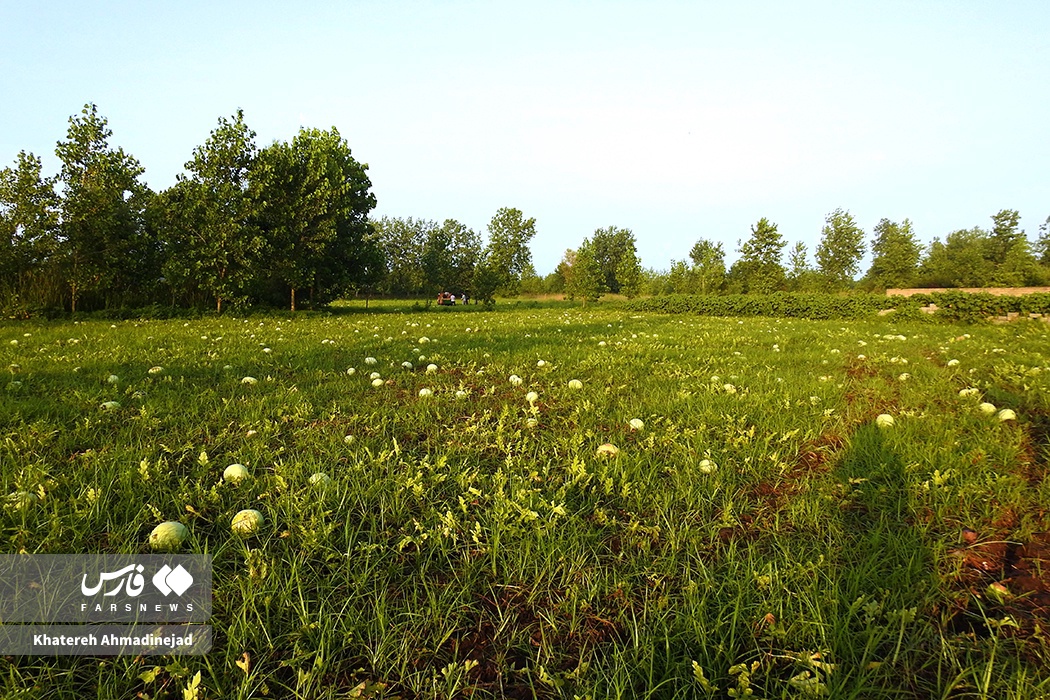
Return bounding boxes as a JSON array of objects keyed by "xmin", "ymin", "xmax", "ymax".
[
  {"xmin": 551, "ymin": 248, "xmax": 575, "ymax": 294},
  {"xmin": 419, "ymin": 221, "xmax": 456, "ymax": 297},
  {"xmin": 918, "ymin": 228, "xmax": 993, "ymax": 287},
  {"xmin": 815, "ymin": 208, "xmax": 865, "ymax": 289},
  {"xmin": 665, "ymin": 259, "xmax": 692, "ymax": 294},
  {"xmin": 470, "ymin": 256, "xmax": 502, "ymax": 304},
  {"xmin": 615, "ymin": 250, "xmax": 642, "ymax": 298},
  {"xmin": 373, "ymin": 216, "xmax": 430, "ymax": 296},
  {"xmin": 786, "ymin": 241, "xmax": 817, "ymax": 292},
  {"xmin": 518, "ymin": 263, "xmax": 545, "ymax": 296},
  {"xmin": 152, "ymin": 180, "xmax": 203, "ymax": 306},
  {"xmin": 1036, "ymin": 215, "xmax": 1050, "ymax": 266},
  {"xmin": 565, "ymin": 239, "xmax": 605, "ymax": 303},
  {"xmin": 252, "ymin": 126, "xmax": 377, "ymax": 309},
  {"xmin": 992, "ymin": 238, "xmax": 1040, "ymax": 287},
  {"xmin": 0, "ymin": 151, "xmax": 60, "ymax": 313},
  {"xmin": 638, "ymin": 267, "xmax": 666, "ymax": 296},
  {"xmin": 542, "ymin": 269, "xmax": 565, "ymax": 294},
  {"xmin": 443, "ymin": 219, "xmax": 482, "ymax": 296},
  {"xmin": 588, "ymin": 226, "xmax": 640, "ymax": 294},
  {"xmin": 688, "ymin": 239, "xmax": 725, "ymax": 294},
  {"xmin": 163, "ymin": 110, "xmax": 261, "ymax": 312},
  {"xmin": 865, "ymin": 218, "xmax": 920, "ymax": 290},
  {"xmin": 985, "ymin": 209, "xmax": 1024, "ymax": 266},
  {"xmin": 484, "ymin": 207, "xmax": 536, "ymax": 295},
  {"xmin": 729, "ymin": 218, "xmax": 786, "ymax": 294},
  {"xmin": 56, "ymin": 103, "xmax": 153, "ymax": 311}
]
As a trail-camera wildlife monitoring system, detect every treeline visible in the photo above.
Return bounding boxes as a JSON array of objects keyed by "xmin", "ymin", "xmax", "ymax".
[
  {"xmin": 370, "ymin": 210, "xmax": 537, "ymax": 302},
  {"xmin": 6, "ymin": 105, "xmax": 1050, "ymax": 318},
  {"xmin": 0, "ymin": 104, "xmax": 541, "ymax": 317},
  {"xmin": 545, "ymin": 209, "xmax": 1050, "ymax": 301},
  {"xmin": 1, "ymin": 104, "xmax": 379, "ymax": 315}
]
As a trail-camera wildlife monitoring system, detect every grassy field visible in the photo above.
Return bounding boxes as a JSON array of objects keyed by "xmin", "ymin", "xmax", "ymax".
[{"xmin": 2, "ymin": 301, "xmax": 1049, "ymax": 699}]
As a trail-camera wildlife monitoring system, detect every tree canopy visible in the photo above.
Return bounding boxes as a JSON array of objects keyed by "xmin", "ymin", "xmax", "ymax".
[{"xmin": 730, "ymin": 218, "xmax": 786, "ymax": 294}]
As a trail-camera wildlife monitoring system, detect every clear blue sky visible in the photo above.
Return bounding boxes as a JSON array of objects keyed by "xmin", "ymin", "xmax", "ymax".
[{"xmin": 2, "ymin": 1, "xmax": 1047, "ymax": 275}]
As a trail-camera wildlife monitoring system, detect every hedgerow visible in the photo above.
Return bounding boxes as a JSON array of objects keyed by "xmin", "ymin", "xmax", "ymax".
[{"xmin": 622, "ymin": 292, "xmax": 1050, "ymax": 323}]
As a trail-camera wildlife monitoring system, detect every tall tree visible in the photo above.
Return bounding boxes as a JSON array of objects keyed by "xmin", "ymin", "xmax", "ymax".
[
  {"xmin": 815, "ymin": 208, "xmax": 865, "ymax": 289},
  {"xmin": 373, "ymin": 216, "xmax": 431, "ymax": 296},
  {"xmin": 164, "ymin": 110, "xmax": 261, "ymax": 312},
  {"xmin": 993, "ymin": 238, "xmax": 1039, "ymax": 287},
  {"xmin": 730, "ymin": 218, "xmax": 786, "ymax": 294},
  {"xmin": 786, "ymin": 241, "xmax": 817, "ymax": 292},
  {"xmin": 419, "ymin": 222, "xmax": 456, "ymax": 296},
  {"xmin": 589, "ymin": 226, "xmax": 640, "ymax": 294},
  {"xmin": 688, "ymin": 239, "xmax": 725, "ymax": 294},
  {"xmin": 615, "ymin": 249, "xmax": 642, "ymax": 298},
  {"xmin": 865, "ymin": 218, "xmax": 920, "ymax": 290},
  {"xmin": 666, "ymin": 259, "xmax": 694, "ymax": 294},
  {"xmin": 484, "ymin": 207, "xmax": 536, "ymax": 295},
  {"xmin": 443, "ymin": 219, "xmax": 482, "ymax": 296},
  {"xmin": 552, "ymin": 248, "xmax": 575, "ymax": 295},
  {"xmin": 470, "ymin": 255, "xmax": 502, "ymax": 304},
  {"xmin": 55, "ymin": 103, "xmax": 152, "ymax": 311},
  {"xmin": 1036, "ymin": 215, "xmax": 1050, "ymax": 266},
  {"xmin": 252, "ymin": 126, "xmax": 377, "ymax": 309},
  {"xmin": 565, "ymin": 239, "xmax": 605, "ymax": 303},
  {"xmin": 986, "ymin": 209, "xmax": 1024, "ymax": 266},
  {"xmin": 0, "ymin": 151, "xmax": 60, "ymax": 313}
]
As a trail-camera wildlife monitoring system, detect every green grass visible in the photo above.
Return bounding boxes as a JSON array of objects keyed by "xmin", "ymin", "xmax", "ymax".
[{"xmin": 1, "ymin": 304, "xmax": 1049, "ymax": 698}]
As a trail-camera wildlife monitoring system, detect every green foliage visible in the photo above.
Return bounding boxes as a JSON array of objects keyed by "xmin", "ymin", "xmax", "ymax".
[
  {"xmin": 442, "ymin": 219, "xmax": 482, "ymax": 296},
  {"xmin": 730, "ymin": 218, "xmax": 786, "ymax": 294},
  {"xmin": 484, "ymin": 207, "xmax": 536, "ymax": 295},
  {"xmin": 624, "ymin": 292, "xmax": 897, "ymax": 319},
  {"xmin": 786, "ymin": 241, "xmax": 819, "ymax": 292},
  {"xmin": 816, "ymin": 208, "xmax": 865, "ymax": 288},
  {"xmin": 469, "ymin": 257, "xmax": 502, "ymax": 304},
  {"xmin": 373, "ymin": 216, "xmax": 430, "ymax": 296},
  {"xmin": 688, "ymin": 239, "xmax": 726, "ymax": 294},
  {"xmin": 163, "ymin": 109, "xmax": 262, "ymax": 312},
  {"xmin": 986, "ymin": 209, "xmax": 1024, "ymax": 266},
  {"xmin": 625, "ymin": 290, "xmax": 1050, "ymax": 324},
  {"xmin": 865, "ymin": 218, "xmax": 920, "ymax": 290},
  {"xmin": 55, "ymin": 103, "xmax": 154, "ymax": 311},
  {"xmin": 919, "ymin": 228, "xmax": 994, "ymax": 287},
  {"xmin": 1037, "ymin": 216, "xmax": 1050, "ymax": 265},
  {"xmin": 615, "ymin": 250, "xmax": 642, "ymax": 298},
  {"xmin": 915, "ymin": 210, "xmax": 1047, "ymax": 289},
  {"xmin": 565, "ymin": 237, "xmax": 606, "ymax": 302},
  {"xmin": 251, "ymin": 127, "xmax": 378, "ymax": 309},
  {"xmin": 0, "ymin": 151, "xmax": 61, "ymax": 316},
  {"xmin": 588, "ymin": 225, "xmax": 641, "ymax": 295}
]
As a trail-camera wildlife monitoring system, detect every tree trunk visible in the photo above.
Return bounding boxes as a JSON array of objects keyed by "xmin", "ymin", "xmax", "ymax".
[
  {"xmin": 216, "ymin": 296, "xmax": 222, "ymax": 314},
  {"xmin": 291, "ymin": 287, "xmax": 296, "ymax": 312}
]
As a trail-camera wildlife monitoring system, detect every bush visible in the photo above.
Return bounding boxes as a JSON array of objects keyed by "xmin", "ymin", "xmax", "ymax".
[
  {"xmin": 623, "ymin": 291, "xmax": 1050, "ymax": 324},
  {"xmin": 623, "ymin": 293, "xmax": 893, "ymax": 320}
]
